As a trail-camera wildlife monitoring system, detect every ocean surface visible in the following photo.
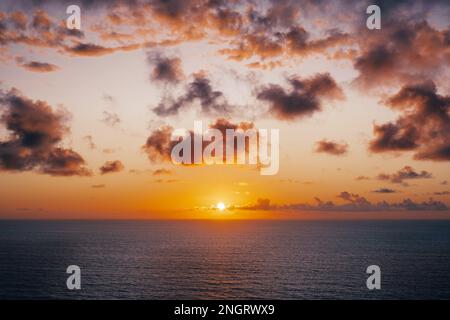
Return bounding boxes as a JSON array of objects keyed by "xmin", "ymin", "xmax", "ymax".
[{"xmin": 1, "ymin": 220, "xmax": 450, "ymax": 299}]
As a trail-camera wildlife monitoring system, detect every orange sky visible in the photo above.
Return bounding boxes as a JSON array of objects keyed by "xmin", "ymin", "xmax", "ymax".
[{"xmin": 0, "ymin": 0, "xmax": 449, "ymax": 219}]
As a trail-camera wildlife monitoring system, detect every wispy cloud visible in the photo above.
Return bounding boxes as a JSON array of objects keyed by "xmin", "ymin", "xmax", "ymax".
[
  {"xmin": 241, "ymin": 193, "xmax": 449, "ymax": 212},
  {"xmin": 99, "ymin": 160, "xmax": 124, "ymax": 175}
]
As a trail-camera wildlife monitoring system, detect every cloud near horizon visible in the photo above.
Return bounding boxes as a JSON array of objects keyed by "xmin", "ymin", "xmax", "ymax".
[
  {"xmin": 99, "ymin": 160, "xmax": 124, "ymax": 174},
  {"xmin": 372, "ymin": 188, "xmax": 397, "ymax": 194},
  {"xmin": 147, "ymin": 51, "xmax": 184, "ymax": 84},
  {"xmin": 241, "ymin": 193, "xmax": 448, "ymax": 212},
  {"xmin": 0, "ymin": 0, "xmax": 449, "ymax": 215},
  {"xmin": 377, "ymin": 166, "xmax": 433, "ymax": 185},
  {"xmin": 353, "ymin": 20, "xmax": 450, "ymax": 89},
  {"xmin": 370, "ymin": 81, "xmax": 450, "ymax": 161}
]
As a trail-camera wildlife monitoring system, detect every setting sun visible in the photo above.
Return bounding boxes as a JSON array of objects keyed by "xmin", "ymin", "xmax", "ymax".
[{"xmin": 216, "ymin": 202, "xmax": 226, "ymax": 211}]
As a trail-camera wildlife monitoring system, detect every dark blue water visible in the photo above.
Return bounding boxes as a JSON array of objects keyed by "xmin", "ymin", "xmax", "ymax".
[{"xmin": 1, "ymin": 220, "xmax": 450, "ymax": 299}]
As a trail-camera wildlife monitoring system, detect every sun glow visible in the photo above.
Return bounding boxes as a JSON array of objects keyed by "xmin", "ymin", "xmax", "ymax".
[{"xmin": 216, "ymin": 202, "xmax": 226, "ymax": 211}]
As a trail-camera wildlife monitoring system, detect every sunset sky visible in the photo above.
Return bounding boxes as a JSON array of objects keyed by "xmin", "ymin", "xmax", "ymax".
[{"xmin": 0, "ymin": 0, "xmax": 449, "ymax": 219}]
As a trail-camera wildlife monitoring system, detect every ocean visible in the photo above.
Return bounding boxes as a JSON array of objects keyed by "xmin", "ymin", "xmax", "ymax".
[{"xmin": 0, "ymin": 220, "xmax": 450, "ymax": 299}]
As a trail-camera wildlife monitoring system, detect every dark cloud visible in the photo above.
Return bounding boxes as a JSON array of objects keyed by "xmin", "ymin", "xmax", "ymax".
[
  {"xmin": 7, "ymin": 1, "xmax": 346, "ymax": 63},
  {"xmin": 208, "ymin": 117, "xmax": 254, "ymax": 134},
  {"xmin": 6, "ymin": 1, "xmax": 340, "ymax": 64},
  {"xmin": 377, "ymin": 166, "xmax": 433, "ymax": 184},
  {"xmin": 372, "ymin": 188, "xmax": 397, "ymax": 193},
  {"xmin": 336, "ymin": 191, "xmax": 371, "ymax": 205},
  {"xmin": 315, "ymin": 139, "xmax": 348, "ymax": 156},
  {"xmin": 356, "ymin": 175, "xmax": 370, "ymax": 181},
  {"xmin": 241, "ymin": 193, "xmax": 449, "ymax": 212},
  {"xmin": 64, "ymin": 43, "xmax": 114, "ymax": 56},
  {"xmin": 1, "ymin": 0, "xmax": 449, "ymax": 71},
  {"xmin": 371, "ymin": 0, "xmax": 450, "ymax": 18},
  {"xmin": 1, "ymin": 90, "xmax": 68, "ymax": 150},
  {"xmin": 147, "ymin": 52, "xmax": 184, "ymax": 83},
  {"xmin": 91, "ymin": 184, "xmax": 106, "ymax": 188},
  {"xmin": 153, "ymin": 178, "xmax": 180, "ymax": 183},
  {"xmin": 220, "ymin": 33, "xmax": 284, "ymax": 61},
  {"xmin": 64, "ymin": 42, "xmax": 140, "ymax": 57},
  {"xmin": 285, "ymin": 26, "xmax": 350, "ymax": 57},
  {"xmin": 208, "ymin": 118, "xmax": 257, "ymax": 163},
  {"xmin": 256, "ymin": 73, "xmax": 344, "ymax": 120},
  {"xmin": 370, "ymin": 122, "xmax": 418, "ymax": 152},
  {"xmin": 209, "ymin": 7, "xmax": 244, "ymax": 36},
  {"xmin": 434, "ymin": 191, "xmax": 449, "ymax": 196},
  {"xmin": 1, "ymin": 0, "xmax": 124, "ymax": 9},
  {"xmin": 153, "ymin": 74, "xmax": 232, "ymax": 117},
  {"xmin": 150, "ymin": 0, "xmax": 197, "ymax": 20},
  {"xmin": 369, "ymin": 81, "xmax": 450, "ymax": 161},
  {"xmin": 0, "ymin": 8, "xmax": 84, "ymax": 50},
  {"xmin": 152, "ymin": 168, "xmax": 171, "ymax": 175},
  {"xmin": 99, "ymin": 160, "xmax": 124, "ymax": 174},
  {"xmin": 354, "ymin": 45, "xmax": 399, "ymax": 87},
  {"xmin": 0, "ymin": 89, "xmax": 91, "ymax": 176}
]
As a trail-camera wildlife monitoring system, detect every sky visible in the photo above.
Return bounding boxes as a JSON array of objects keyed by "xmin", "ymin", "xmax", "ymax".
[{"xmin": 0, "ymin": 0, "xmax": 449, "ymax": 219}]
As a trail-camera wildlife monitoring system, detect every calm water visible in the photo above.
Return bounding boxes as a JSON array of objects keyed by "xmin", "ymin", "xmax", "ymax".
[{"xmin": 1, "ymin": 220, "xmax": 450, "ymax": 299}]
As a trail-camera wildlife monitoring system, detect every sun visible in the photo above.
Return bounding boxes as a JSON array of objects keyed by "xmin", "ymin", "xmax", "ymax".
[{"xmin": 216, "ymin": 202, "xmax": 226, "ymax": 211}]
